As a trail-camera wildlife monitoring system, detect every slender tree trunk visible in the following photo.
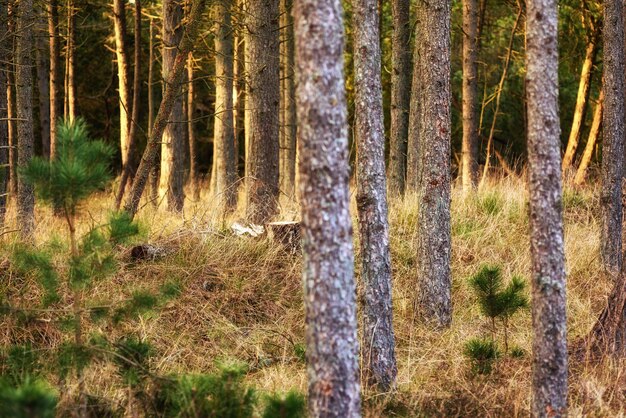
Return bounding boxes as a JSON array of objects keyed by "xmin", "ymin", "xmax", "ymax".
[
  {"xmin": 601, "ymin": 0, "xmax": 624, "ymax": 276},
  {"xmin": 279, "ymin": 0, "xmax": 296, "ymax": 199},
  {"xmin": 213, "ymin": 0, "xmax": 237, "ymax": 211},
  {"xmin": 7, "ymin": 1, "xmax": 15, "ymax": 197},
  {"xmin": 574, "ymin": 90, "xmax": 603, "ymax": 186},
  {"xmin": 562, "ymin": 28, "xmax": 599, "ymax": 173},
  {"xmin": 405, "ymin": 11, "xmax": 421, "ymax": 193},
  {"xmin": 48, "ymin": 0, "xmax": 60, "ymax": 159},
  {"xmin": 294, "ymin": 0, "xmax": 361, "ymax": 415},
  {"xmin": 233, "ymin": 1, "xmax": 245, "ymax": 176},
  {"xmin": 388, "ymin": 0, "xmax": 410, "ymax": 195},
  {"xmin": 147, "ymin": 17, "xmax": 159, "ymax": 207},
  {"xmin": 461, "ymin": 0, "xmax": 479, "ymax": 191},
  {"xmin": 415, "ymin": 0, "xmax": 452, "ymax": 327},
  {"xmin": 16, "ymin": 0, "xmax": 36, "ymax": 238},
  {"xmin": 113, "ymin": 0, "xmax": 131, "ymax": 168},
  {"xmin": 123, "ymin": 0, "xmax": 206, "ymax": 218},
  {"xmin": 36, "ymin": 28, "xmax": 51, "ymax": 159},
  {"xmin": 66, "ymin": 0, "xmax": 76, "ymax": 122},
  {"xmin": 159, "ymin": 0, "xmax": 185, "ymax": 212},
  {"xmin": 352, "ymin": 0, "xmax": 397, "ymax": 391},
  {"xmin": 526, "ymin": 0, "xmax": 568, "ymax": 415},
  {"xmin": 187, "ymin": 52, "xmax": 199, "ymax": 198},
  {"xmin": 0, "ymin": 0, "xmax": 8, "ymax": 229},
  {"xmin": 244, "ymin": 0, "xmax": 280, "ymax": 224}
]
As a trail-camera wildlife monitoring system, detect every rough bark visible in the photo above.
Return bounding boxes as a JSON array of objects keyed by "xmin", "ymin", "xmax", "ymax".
[
  {"xmin": 48, "ymin": 0, "xmax": 60, "ymax": 159},
  {"xmin": 0, "ymin": 0, "xmax": 8, "ymax": 229},
  {"xmin": 123, "ymin": 0, "xmax": 206, "ymax": 218},
  {"xmin": 113, "ymin": 0, "xmax": 131, "ymax": 168},
  {"xmin": 187, "ymin": 52, "xmax": 198, "ymax": 198},
  {"xmin": 601, "ymin": 0, "xmax": 624, "ymax": 276},
  {"xmin": 159, "ymin": 0, "xmax": 186, "ymax": 212},
  {"xmin": 294, "ymin": 0, "xmax": 361, "ymax": 416},
  {"xmin": 388, "ymin": 0, "xmax": 411, "ymax": 195},
  {"xmin": 36, "ymin": 27, "xmax": 51, "ymax": 159},
  {"xmin": 213, "ymin": 0, "xmax": 237, "ymax": 211},
  {"xmin": 7, "ymin": 0, "xmax": 15, "ymax": 196},
  {"xmin": 415, "ymin": 0, "xmax": 452, "ymax": 328},
  {"xmin": 233, "ymin": 24, "xmax": 244, "ymax": 176},
  {"xmin": 526, "ymin": 0, "xmax": 569, "ymax": 415},
  {"xmin": 244, "ymin": 0, "xmax": 280, "ymax": 224},
  {"xmin": 562, "ymin": 27, "xmax": 599, "ymax": 173},
  {"xmin": 147, "ymin": 17, "xmax": 159, "ymax": 207},
  {"xmin": 405, "ymin": 7, "xmax": 421, "ymax": 193},
  {"xmin": 461, "ymin": 0, "xmax": 479, "ymax": 191},
  {"xmin": 279, "ymin": 0, "xmax": 296, "ymax": 198},
  {"xmin": 16, "ymin": 0, "xmax": 36, "ymax": 237},
  {"xmin": 352, "ymin": 0, "xmax": 397, "ymax": 391},
  {"xmin": 574, "ymin": 90, "xmax": 603, "ymax": 186}
]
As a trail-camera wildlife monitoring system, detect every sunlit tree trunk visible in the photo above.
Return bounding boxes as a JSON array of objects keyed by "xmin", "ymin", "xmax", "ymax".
[
  {"xmin": 48, "ymin": 0, "xmax": 60, "ymax": 159},
  {"xmin": 244, "ymin": 0, "xmax": 280, "ymax": 223},
  {"xmin": 352, "ymin": 0, "xmax": 397, "ymax": 391},
  {"xmin": 415, "ymin": 0, "xmax": 452, "ymax": 327},
  {"xmin": 159, "ymin": 0, "xmax": 185, "ymax": 212},
  {"xmin": 16, "ymin": 0, "xmax": 36, "ymax": 237},
  {"xmin": 279, "ymin": 0, "xmax": 296, "ymax": 199},
  {"xmin": 213, "ymin": 0, "xmax": 237, "ymax": 211},
  {"xmin": 574, "ymin": 90, "xmax": 603, "ymax": 186},
  {"xmin": 233, "ymin": 0, "xmax": 245, "ymax": 175},
  {"xmin": 66, "ymin": 0, "xmax": 76, "ymax": 122},
  {"xmin": 294, "ymin": 0, "xmax": 361, "ymax": 415},
  {"xmin": 113, "ymin": 0, "xmax": 131, "ymax": 168},
  {"xmin": 461, "ymin": 0, "xmax": 479, "ymax": 191},
  {"xmin": 186, "ymin": 52, "xmax": 198, "ymax": 198},
  {"xmin": 526, "ymin": 0, "xmax": 568, "ymax": 415}
]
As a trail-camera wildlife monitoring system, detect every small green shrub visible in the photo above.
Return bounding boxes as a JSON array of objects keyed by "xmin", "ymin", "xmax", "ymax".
[
  {"xmin": 463, "ymin": 338, "xmax": 500, "ymax": 375},
  {"xmin": 0, "ymin": 378, "xmax": 58, "ymax": 418},
  {"xmin": 262, "ymin": 391, "xmax": 306, "ymax": 418}
]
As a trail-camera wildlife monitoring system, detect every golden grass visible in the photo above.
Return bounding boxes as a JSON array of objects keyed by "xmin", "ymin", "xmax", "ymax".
[{"xmin": 1, "ymin": 176, "xmax": 625, "ymax": 416}]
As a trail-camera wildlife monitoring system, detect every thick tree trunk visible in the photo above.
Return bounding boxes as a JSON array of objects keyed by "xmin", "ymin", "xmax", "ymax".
[
  {"xmin": 123, "ymin": 0, "xmax": 206, "ymax": 218},
  {"xmin": 113, "ymin": 0, "xmax": 131, "ymax": 168},
  {"xmin": 415, "ymin": 0, "xmax": 452, "ymax": 328},
  {"xmin": 574, "ymin": 90, "xmax": 603, "ymax": 186},
  {"xmin": 159, "ymin": 0, "xmax": 185, "ymax": 212},
  {"xmin": 244, "ymin": 0, "xmax": 280, "ymax": 224},
  {"xmin": 16, "ymin": 0, "xmax": 36, "ymax": 237},
  {"xmin": 279, "ymin": 0, "xmax": 296, "ymax": 199},
  {"xmin": 601, "ymin": 0, "xmax": 624, "ymax": 276},
  {"xmin": 388, "ymin": 0, "xmax": 411, "ymax": 195},
  {"xmin": 36, "ymin": 29, "xmax": 51, "ymax": 159},
  {"xmin": 562, "ymin": 28, "xmax": 599, "ymax": 174},
  {"xmin": 526, "ymin": 0, "xmax": 568, "ymax": 415},
  {"xmin": 0, "ymin": 0, "xmax": 8, "ymax": 229},
  {"xmin": 294, "ymin": 1, "xmax": 361, "ymax": 416},
  {"xmin": 48, "ymin": 0, "xmax": 60, "ymax": 159},
  {"xmin": 461, "ymin": 0, "xmax": 479, "ymax": 191},
  {"xmin": 213, "ymin": 0, "xmax": 237, "ymax": 211},
  {"xmin": 352, "ymin": 0, "xmax": 397, "ymax": 391}
]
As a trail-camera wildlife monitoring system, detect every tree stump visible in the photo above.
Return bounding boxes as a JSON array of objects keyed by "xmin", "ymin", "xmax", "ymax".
[{"xmin": 266, "ymin": 221, "xmax": 301, "ymax": 252}]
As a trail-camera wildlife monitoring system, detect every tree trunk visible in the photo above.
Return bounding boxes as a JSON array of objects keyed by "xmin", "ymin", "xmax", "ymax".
[
  {"xmin": 0, "ymin": 0, "xmax": 8, "ymax": 229},
  {"xmin": 123, "ymin": 0, "xmax": 207, "ymax": 218},
  {"xmin": 48, "ymin": 0, "xmax": 60, "ymax": 159},
  {"xmin": 244, "ymin": 0, "xmax": 280, "ymax": 224},
  {"xmin": 294, "ymin": 0, "xmax": 361, "ymax": 415},
  {"xmin": 113, "ymin": 0, "xmax": 131, "ymax": 168},
  {"xmin": 388, "ymin": 0, "xmax": 411, "ymax": 195},
  {"xmin": 461, "ymin": 0, "xmax": 479, "ymax": 191},
  {"xmin": 352, "ymin": 0, "xmax": 397, "ymax": 391},
  {"xmin": 405, "ymin": 12, "xmax": 421, "ymax": 193},
  {"xmin": 574, "ymin": 90, "xmax": 603, "ymax": 186},
  {"xmin": 16, "ymin": 0, "xmax": 36, "ymax": 238},
  {"xmin": 233, "ymin": 2, "xmax": 245, "ymax": 176},
  {"xmin": 187, "ymin": 52, "xmax": 199, "ymax": 198},
  {"xmin": 147, "ymin": 17, "xmax": 159, "ymax": 207},
  {"xmin": 602, "ymin": 0, "xmax": 625, "ymax": 276},
  {"xmin": 213, "ymin": 0, "xmax": 237, "ymax": 211},
  {"xmin": 159, "ymin": 0, "xmax": 186, "ymax": 212},
  {"xmin": 279, "ymin": 0, "xmax": 296, "ymax": 199},
  {"xmin": 7, "ymin": 0, "xmax": 15, "ymax": 197},
  {"xmin": 66, "ymin": 0, "xmax": 76, "ymax": 122},
  {"xmin": 36, "ymin": 28, "xmax": 51, "ymax": 159},
  {"xmin": 562, "ymin": 27, "xmax": 599, "ymax": 174},
  {"xmin": 526, "ymin": 0, "xmax": 568, "ymax": 415},
  {"xmin": 415, "ymin": 0, "xmax": 452, "ymax": 328}
]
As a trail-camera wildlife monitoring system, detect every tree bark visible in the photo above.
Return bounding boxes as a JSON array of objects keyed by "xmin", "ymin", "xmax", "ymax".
[
  {"xmin": 16, "ymin": 0, "xmax": 36, "ymax": 237},
  {"xmin": 123, "ymin": 0, "xmax": 207, "ymax": 218},
  {"xmin": 113, "ymin": 0, "xmax": 131, "ymax": 168},
  {"xmin": 279, "ymin": 0, "xmax": 296, "ymax": 199},
  {"xmin": 233, "ymin": 1, "xmax": 245, "ymax": 176},
  {"xmin": 601, "ymin": 0, "xmax": 624, "ymax": 276},
  {"xmin": 147, "ymin": 17, "xmax": 159, "ymax": 207},
  {"xmin": 36, "ymin": 27, "xmax": 51, "ymax": 159},
  {"xmin": 388, "ymin": 0, "xmax": 411, "ymax": 195},
  {"xmin": 352, "ymin": 0, "xmax": 397, "ymax": 391},
  {"xmin": 244, "ymin": 0, "xmax": 280, "ymax": 224},
  {"xmin": 562, "ymin": 27, "xmax": 599, "ymax": 174},
  {"xmin": 7, "ymin": 0, "xmax": 15, "ymax": 197},
  {"xmin": 294, "ymin": 0, "xmax": 361, "ymax": 416},
  {"xmin": 574, "ymin": 90, "xmax": 603, "ymax": 186},
  {"xmin": 461, "ymin": 0, "xmax": 479, "ymax": 191},
  {"xmin": 48, "ymin": 0, "xmax": 60, "ymax": 159},
  {"xmin": 213, "ymin": 0, "xmax": 237, "ymax": 211},
  {"xmin": 0, "ymin": 0, "xmax": 8, "ymax": 229},
  {"xmin": 66, "ymin": 0, "xmax": 77, "ymax": 122},
  {"xmin": 405, "ymin": 9, "xmax": 421, "ymax": 193},
  {"xmin": 187, "ymin": 52, "xmax": 198, "ymax": 198},
  {"xmin": 415, "ymin": 0, "xmax": 452, "ymax": 328},
  {"xmin": 526, "ymin": 0, "xmax": 569, "ymax": 415},
  {"xmin": 159, "ymin": 0, "xmax": 186, "ymax": 212}
]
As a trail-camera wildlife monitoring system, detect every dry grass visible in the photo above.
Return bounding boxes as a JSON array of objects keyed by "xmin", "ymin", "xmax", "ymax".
[{"xmin": 1, "ymin": 176, "xmax": 625, "ymax": 416}]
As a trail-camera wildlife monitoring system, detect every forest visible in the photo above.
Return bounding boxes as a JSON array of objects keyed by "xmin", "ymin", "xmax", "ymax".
[{"xmin": 0, "ymin": 0, "xmax": 625, "ymax": 416}]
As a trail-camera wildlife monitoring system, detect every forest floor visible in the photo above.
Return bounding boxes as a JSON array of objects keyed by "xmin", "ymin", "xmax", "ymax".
[{"xmin": 2, "ymin": 175, "xmax": 626, "ymax": 417}]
